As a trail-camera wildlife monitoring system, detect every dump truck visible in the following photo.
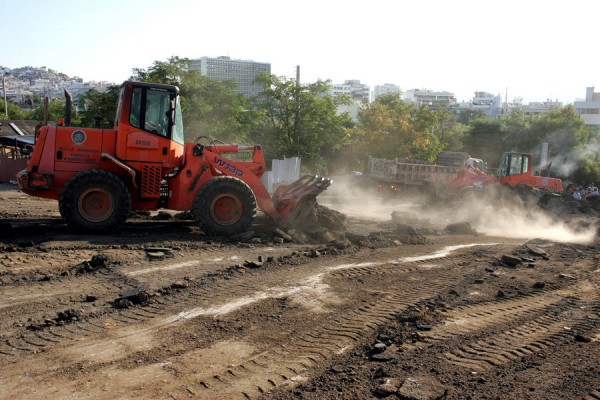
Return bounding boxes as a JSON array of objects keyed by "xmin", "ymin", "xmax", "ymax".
[
  {"xmin": 17, "ymin": 81, "xmax": 330, "ymax": 235},
  {"xmin": 365, "ymin": 151, "xmax": 488, "ymax": 195},
  {"xmin": 366, "ymin": 150, "xmax": 563, "ymax": 196}
]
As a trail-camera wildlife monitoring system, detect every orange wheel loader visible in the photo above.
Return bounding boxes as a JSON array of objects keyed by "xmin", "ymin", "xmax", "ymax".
[{"xmin": 17, "ymin": 81, "xmax": 330, "ymax": 235}]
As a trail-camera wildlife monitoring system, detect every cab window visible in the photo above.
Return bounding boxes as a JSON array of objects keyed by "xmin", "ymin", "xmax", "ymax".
[
  {"xmin": 145, "ymin": 89, "xmax": 169, "ymax": 136},
  {"xmin": 129, "ymin": 87, "xmax": 171, "ymax": 138},
  {"xmin": 509, "ymin": 155, "xmax": 528, "ymax": 176}
]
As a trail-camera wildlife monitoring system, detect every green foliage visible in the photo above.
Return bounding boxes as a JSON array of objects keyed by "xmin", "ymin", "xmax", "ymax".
[
  {"xmin": 0, "ymin": 99, "xmax": 31, "ymax": 120},
  {"xmin": 29, "ymin": 98, "xmax": 82, "ymax": 125},
  {"xmin": 130, "ymin": 56, "xmax": 191, "ymax": 87},
  {"xmin": 351, "ymin": 94, "xmax": 442, "ymax": 164},
  {"xmin": 456, "ymin": 109, "xmax": 485, "ymax": 125},
  {"xmin": 78, "ymin": 86, "xmax": 120, "ymax": 128},
  {"xmin": 18, "ymin": 55, "xmax": 595, "ymax": 181},
  {"xmin": 572, "ymin": 154, "xmax": 600, "ymax": 186},
  {"xmin": 463, "ymin": 105, "xmax": 593, "ymax": 174},
  {"xmin": 251, "ymin": 74, "xmax": 352, "ymax": 172},
  {"xmin": 463, "ymin": 115, "xmax": 507, "ymax": 167},
  {"xmin": 432, "ymin": 108, "xmax": 468, "ymax": 152}
]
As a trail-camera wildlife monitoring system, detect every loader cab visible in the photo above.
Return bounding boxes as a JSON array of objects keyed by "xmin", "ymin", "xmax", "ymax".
[
  {"xmin": 496, "ymin": 151, "xmax": 563, "ymax": 192},
  {"xmin": 114, "ymin": 81, "xmax": 185, "ymax": 176},
  {"xmin": 497, "ymin": 152, "xmax": 530, "ymax": 177}
]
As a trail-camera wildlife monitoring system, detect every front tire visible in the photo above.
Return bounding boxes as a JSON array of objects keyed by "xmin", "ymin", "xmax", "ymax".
[
  {"xmin": 193, "ymin": 176, "xmax": 256, "ymax": 236},
  {"xmin": 59, "ymin": 169, "xmax": 131, "ymax": 233}
]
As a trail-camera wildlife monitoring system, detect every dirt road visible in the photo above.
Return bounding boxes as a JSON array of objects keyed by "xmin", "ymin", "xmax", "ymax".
[{"xmin": 0, "ymin": 184, "xmax": 599, "ymax": 399}]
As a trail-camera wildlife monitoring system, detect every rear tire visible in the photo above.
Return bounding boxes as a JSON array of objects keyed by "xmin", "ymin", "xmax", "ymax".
[
  {"xmin": 193, "ymin": 176, "xmax": 256, "ymax": 236},
  {"xmin": 59, "ymin": 169, "xmax": 131, "ymax": 233}
]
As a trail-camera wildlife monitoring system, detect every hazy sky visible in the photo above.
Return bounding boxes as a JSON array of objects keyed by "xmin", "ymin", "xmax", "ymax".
[{"xmin": 2, "ymin": 0, "xmax": 597, "ymax": 104}]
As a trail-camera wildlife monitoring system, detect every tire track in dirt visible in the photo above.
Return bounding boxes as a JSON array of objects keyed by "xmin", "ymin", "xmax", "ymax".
[
  {"xmin": 173, "ymin": 257, "xmax": 476, "ymax": 398},
  {"xmin": 419, "ymin": 282, "xmax": 593, "ymax": 342},
  {"xmin": 431, "ymin": 284, "xmax": 600, "ymax": 371},
  {"xmin": 0, "ymin": 243, "xmax": 511, "ymax": 398},
  {"xmin": 0, "ymin": 245, "xmax": 304, "ymax": 359},
  {"xmin": 585, "ymin": 389, "xmax": 600, "ymax": 400}
]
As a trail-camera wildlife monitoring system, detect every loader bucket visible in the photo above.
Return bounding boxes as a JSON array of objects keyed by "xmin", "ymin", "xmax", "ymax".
[{"xmin": 271, "ymin": 175, "xmax": 332, "ymax": 230}]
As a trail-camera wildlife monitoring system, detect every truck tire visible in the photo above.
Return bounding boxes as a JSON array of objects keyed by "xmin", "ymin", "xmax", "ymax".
[
  {"xmin": 193, "ymin": 176, "xmax": 256, "ymax": 236},
  {"xmin": 59, "ymin": 169, "xmax": 131, "ymax": 234}
]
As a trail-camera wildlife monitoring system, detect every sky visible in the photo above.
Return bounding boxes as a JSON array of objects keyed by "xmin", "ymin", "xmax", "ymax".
[{"xmin": 2, "ymin": 0, "xmax": 598, "ymax": 104}]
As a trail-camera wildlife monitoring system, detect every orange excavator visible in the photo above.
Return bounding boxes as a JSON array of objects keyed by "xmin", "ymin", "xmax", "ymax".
[{"xmin": 17, "ymin": 81, "xmax": 330, "ymax": 235}]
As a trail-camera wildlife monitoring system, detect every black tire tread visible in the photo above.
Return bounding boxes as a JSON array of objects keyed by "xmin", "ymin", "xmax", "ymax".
[
  {"xmin": 192, "ymin": 176, "xmax": 256, "ymax": 236},
  {"xmin": 59, "ymin": 169, "xmax": 131, "ymax": 234}
]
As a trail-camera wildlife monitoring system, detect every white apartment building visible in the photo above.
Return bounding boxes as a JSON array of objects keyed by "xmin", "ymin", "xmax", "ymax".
[
  {"xmin": 373, "ymin": 83, "xmax": 401, "ymax": 100},
  {"xmin": 523, "ymin": 100, "xmax": 562, "ymax": 115},
  {"xmin": 574, "ymin": 87, "xmax": 600, "ymax": 128},
  {"xmin": 330, "ymin": 80, "xmax": 370, "ymax": 102},
  {"xmin": 456, "ymin": 91, "xmax": 504, "ymax": 118},
  {"xmin": 188, "ymin": 56, "xmax": 271, "ymax": 98},
  {"xmin": 403, "ymin": 89, "xmax": 457, "ymax": 109}
]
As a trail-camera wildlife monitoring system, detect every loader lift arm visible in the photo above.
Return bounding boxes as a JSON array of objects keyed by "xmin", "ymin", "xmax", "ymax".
[{"xmin": 187, "ymin": 143, "xmax": 331, "ymax": 235}]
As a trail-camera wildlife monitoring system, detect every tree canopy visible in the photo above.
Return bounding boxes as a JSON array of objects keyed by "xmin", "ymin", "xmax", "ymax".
[
  {"xmin": 6, "ymin": 56, "xmax": 599, "ymax": 183},
  {"xmin": 250, "ymin": 74, "xmax": 353, "ymax": 172},
  {"xmin": 349, "ymin": 94, "xmax": 442, "ymax": 163}
]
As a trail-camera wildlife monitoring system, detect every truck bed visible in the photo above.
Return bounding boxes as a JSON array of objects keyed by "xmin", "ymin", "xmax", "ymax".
[{"xmin": 367, "ymin": 156, "xmax": 461, "ymax": 186}]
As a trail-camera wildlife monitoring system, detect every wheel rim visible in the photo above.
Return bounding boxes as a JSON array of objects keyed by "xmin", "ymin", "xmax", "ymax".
[
  {"xmin": 77, "ymin": 188, "xmax": 115, "ymax": 222},
  {"xmin": 210, "ymin": 193, "xmax": 242, "ymax": 226}
]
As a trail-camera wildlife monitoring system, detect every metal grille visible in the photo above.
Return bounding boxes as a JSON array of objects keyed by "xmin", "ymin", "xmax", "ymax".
[{"xmin": 141, "ymin": 164, "xmax": 162, "ymax": 199}]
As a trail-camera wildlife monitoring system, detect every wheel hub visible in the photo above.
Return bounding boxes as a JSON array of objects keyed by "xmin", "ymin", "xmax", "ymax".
[
  {"xmin": 78, "ymin": 188, "xmax": 115, "ymax": 222},
  {"xmin": 210, "ymin": 194, "xmax": 242, "ymax": 225}
]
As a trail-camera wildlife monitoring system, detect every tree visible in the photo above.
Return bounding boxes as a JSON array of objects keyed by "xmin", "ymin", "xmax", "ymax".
[
  {"xmin": 431, "ymin": 108, "xmax": 468, "ymax": 152},
  {"xmin": 251, "ymin": 74, "xmax": 352, "ymax": 172},
  {"xmin": 463, "ymin": 104, "xmax": 596, "ymax": 177},
  {"xmin": 457, "ymin": 109, "xmax": 486, "ymax": 125},
  {"xmin": 501, "ymin": 108, "xmax": 529, "ymax": 151},
  {"xmin": 0, "ymin": 99, "xmax": 30, "ymax": 120},
  {"xmin": 529, "ymin": 106, "xmax": 590, "ymax": 155},
  {"xmin": 351, "ymin": 94, "xmax": 441, "ymax": 163},
  {"xmin": 462, "ymin": 117, "xmax": 505, "ymax": 168},
  {"xmin": 29, "ymin": 98, "xmax": 81, "ymax": 125},
  {"xmin": 78, "ymin": 86, "xmax": 120, "ymax": 128}
]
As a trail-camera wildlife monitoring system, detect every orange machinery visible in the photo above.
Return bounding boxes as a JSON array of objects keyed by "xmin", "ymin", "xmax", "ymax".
[
  {"xmin": 446, "ymin": 151, "xmax": 563, "ymax": 192},
  {"xmin": 17, "ymin": 81, "xmax": 330, "ymax": 235}
]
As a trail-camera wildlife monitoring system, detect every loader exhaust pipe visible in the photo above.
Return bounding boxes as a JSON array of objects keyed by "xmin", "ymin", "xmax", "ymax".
[{"xmin": 64, "ymin": 89, "xmax": 72, "ymax": 127}]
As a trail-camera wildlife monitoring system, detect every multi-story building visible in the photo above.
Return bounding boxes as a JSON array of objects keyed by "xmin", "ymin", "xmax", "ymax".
[
  {"xmin": 330, "ymin": 80, "xmax": 371, "ymax": 121},
  {"xmin": 373, "ymin": 83, "xmax": 401, "ymax": 100},
  {"xmin": 330, "ymin": 80, "xmax": 370, "ymax": 102},
  {"xmin": 523, "ymin": 100, "xmax": 562, "ymax": 115},
  {"xmin": 188, "ymin": 56, "xmax": 270, "ymax": 98},
  {"xmin": 574, "ymin": 87, "xmax": 600, "ymax": 128},
  {"xmin": 455, "ymin": 91, "xmax": 504, "ymax": 118},
  {"xmin": 403, "ymin": 89, "xmax": 457, "ymax": 110}
]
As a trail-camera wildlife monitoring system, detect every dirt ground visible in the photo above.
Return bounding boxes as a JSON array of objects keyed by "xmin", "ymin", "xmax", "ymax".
[{"xmin": 0, "ymin": 182, "xmax": 599, "ymax": 400}]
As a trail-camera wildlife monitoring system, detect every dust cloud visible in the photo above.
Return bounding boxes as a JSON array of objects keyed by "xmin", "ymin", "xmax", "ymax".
[
  {"xmin": 543, "ymin": 129, "xmax": 600, "ymax": 179},
  {"xmin": 320, "ymin": 175, "xmax": 597, "ymax": 244}
]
